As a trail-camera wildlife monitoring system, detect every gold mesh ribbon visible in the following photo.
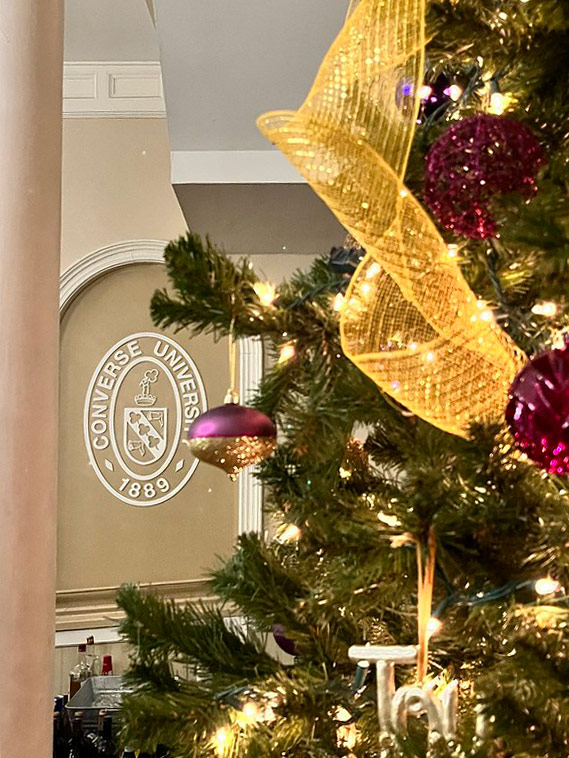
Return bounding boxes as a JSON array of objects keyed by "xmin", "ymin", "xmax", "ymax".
[{"xmin": 258, "ymin": 0, "xmax": 524, "ymax": 437}]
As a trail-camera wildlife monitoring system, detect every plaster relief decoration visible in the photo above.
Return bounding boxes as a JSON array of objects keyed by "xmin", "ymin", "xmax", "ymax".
[{"xmin": 84, "ymin": 332, "xmax": 207, "ymax": 506}]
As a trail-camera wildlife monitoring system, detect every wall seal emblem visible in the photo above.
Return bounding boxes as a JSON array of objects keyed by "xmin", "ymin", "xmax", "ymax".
[{"xmin": 84, "ymin": 332, "xmax": 207, "ymax": 506}]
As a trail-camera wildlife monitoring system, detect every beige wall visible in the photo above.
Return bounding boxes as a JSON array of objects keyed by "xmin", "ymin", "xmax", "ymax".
[
  {"xmin": 62, "ymin": 118, "xmax": 186, "ymax": 271},
  {"xmin": 59, "ymin": 263, "xmax": 237, "ymax": 591},
  {"xmin": 248, "ymin": 252, "xmax": 314, "ymax": 285},
  {"xmin": 56, "ymin": 116, "xmax": 320, "ymax": 694},
  {"xmin": 59, "ymin": 118, "xmax": 319, "ymax": 589},
  {"xmin": 61, "ymin": 117, "xmax": 315, "ymax": 279}
]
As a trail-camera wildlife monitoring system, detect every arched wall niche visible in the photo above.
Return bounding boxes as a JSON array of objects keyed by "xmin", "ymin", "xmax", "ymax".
[{"xmin": 56, "ymin": 240, "xmax": 263, "ymax": 632}]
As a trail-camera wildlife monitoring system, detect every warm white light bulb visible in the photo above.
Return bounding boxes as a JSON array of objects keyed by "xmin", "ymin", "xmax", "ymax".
[
  {"xmin": 531, "ymin": 301, "xmax": 558, "ymax": 318},
  {"xmin": 332, "ymin": 292, "xmax": 346, "ymax": 312},
  {"xmin": 213, "ymin": 727, "xmax": 229, "ymax": 755},
  {"xmin": 262, "ymin": 705, "xmax": 276, "ymax": 722},
  {"xmin": 535, "ymin": 577, "xmax": 562, "ymax": 596},
  {"xmin": 242, "ymin": 701, "xmax": 260, "ymax": 721},
  {"xmin": 278, "ymin": 343, "xmax": 296, "ymax": 364},
  {"xmin": 377, "ymin": 511, "xmax": 400, "ymax": 527},
  {"xmin": 334, "ymin": 707, "xmax": 357, "ymax": 750},
  {"xmin": 253, "ymin": 281, "xmax": 277, "ymax": 307},
  {"xmin": 275, "ymin": 523, "xmax": 302, "ymax": 544},
  {"xmin": 427, "ymin": 617, "xmax": 443, "ymax": 639},
  {"xmin": 449, "ymin": 84, "xmax": 463, "ymax": 101},
  {"xmin": 335, "ymin": 706, "xmax": 352, "ymax": 722},
  {"xmin": 490, "ymin": 92, "xmax": 505, "ymax": 115},
  {"xmin": 418, "ymin": 85, "xmax": 433, "ymax": 100}
]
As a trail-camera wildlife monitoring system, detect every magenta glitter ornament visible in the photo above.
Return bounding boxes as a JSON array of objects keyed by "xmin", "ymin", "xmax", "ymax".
[
  {"xmin": 187, "ymin": 402, "xmax": 277, "ymax": 479},
  {"xmin": 425, "ymin": 114, "xmax": 545, "ymax": 239},
  {"xmin": 506, "ymin": 342, "xmax": 569, "ymax": 475}
]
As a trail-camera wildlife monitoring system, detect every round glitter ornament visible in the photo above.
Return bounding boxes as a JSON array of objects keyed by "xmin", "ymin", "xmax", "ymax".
[
  {"xmin": 272, "ymin": 624, "xmax": 296, "ymax": 656},
  {"xmin": 187, "ymin": 400, "xmax": 277, "ymax": 480},
  {"xmin": 506, "ymin": 341, "xmax": 569, "ymax": 475},
  {"xmin": 425, "ymin": 114, "xmax": 545, "ymax": 239}
]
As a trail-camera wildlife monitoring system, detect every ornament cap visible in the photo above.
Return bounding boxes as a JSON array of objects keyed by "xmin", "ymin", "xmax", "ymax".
[{"xmin": 224, "ymin": 388, "xmax": 240, "ymax": 404}]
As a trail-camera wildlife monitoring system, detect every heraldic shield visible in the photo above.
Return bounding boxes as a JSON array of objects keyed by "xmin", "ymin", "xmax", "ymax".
[{"xmin": 123, "ymin": 407, "xmax": 168, "ymax": 465}]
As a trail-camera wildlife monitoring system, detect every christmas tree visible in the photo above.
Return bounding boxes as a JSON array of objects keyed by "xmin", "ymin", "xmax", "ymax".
[{"xmin": 117, "ymin": 1, "xmax": 569, "ymax": 755}]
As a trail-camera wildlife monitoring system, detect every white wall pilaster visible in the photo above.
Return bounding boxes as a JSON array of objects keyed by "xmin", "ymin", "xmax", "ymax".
[{"xmin": 238, "ymin": 337, "xmax": 265, "ymax": 535}]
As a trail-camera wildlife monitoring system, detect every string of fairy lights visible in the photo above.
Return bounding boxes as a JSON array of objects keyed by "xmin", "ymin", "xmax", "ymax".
[
  {"xmin": 275, "ymin": 516, "xmax": 566, "ymax": 631},
  {"xmin": 213, "ymin": 269, "xmax": 566, "ymax": 751},
  {"xmin": 203, "ymin": 0, "xmax": 567, "ymax": 746},
  {"xmin": 206, "ymin": 570, "xmax": 563, "ymax": 755},
  {"xmin": 203, "ymin": 515, "xmax": 565, "ymax": 754}
]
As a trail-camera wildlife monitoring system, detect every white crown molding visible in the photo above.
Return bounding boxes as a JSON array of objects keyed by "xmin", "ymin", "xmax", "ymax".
[
  {"xmin": 171, "ymin": 149, "xmax": 306, "ymax": 185},
  {"xmin": 57, "ymin": 241, "xmax": 265, "ymax": 629},
  {"xmin": 63, "ymin": 62, "xmax": 165, "ymax": 119}
]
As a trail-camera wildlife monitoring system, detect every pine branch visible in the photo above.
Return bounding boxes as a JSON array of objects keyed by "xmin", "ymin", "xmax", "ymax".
[
  {"xmin": 117, "ymin": 584, "xmax": 279, "ymax": 681},
  {"xmin": 120, "ymin": 681, "xmax": 225, "ymax": 757},
  {"xmin": 151, "ymin": 233, "xmax": 258, "ymax": 337},
  {"xmin": 117, "ymin": 3, "xmax": 569, "ymax": 754}
]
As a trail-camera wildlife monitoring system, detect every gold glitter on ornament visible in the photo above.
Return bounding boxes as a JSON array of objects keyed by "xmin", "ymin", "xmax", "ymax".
[
  {"xmin": 257, "ymin": 0, "xmax": 524, "ymax": 437},
  {"xmin": 187, "ymin": 435, "xmax": 277, "ymax": 481}
]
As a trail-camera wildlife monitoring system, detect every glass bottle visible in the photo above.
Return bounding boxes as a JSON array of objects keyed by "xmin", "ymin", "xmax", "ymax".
[
  {"xmin": 97, "ymin": 714, "xmax": 116, "ymax": 756},
  {"xmin": 96, "ymin": 709, "xmax": 107, "ymax": 738},
  {"xmin": 53, "ymin": 711, "xmax": 63, "ymax": 758},
  {"xmin": 60, "ymin": 695, "xmax": 71, "ymax": 747},
  {"xmin": 86, "ymin": 635, "xmax": 100, "ymax": 677},
  {"xmin": 68, "ymin": 711, "xmax": 85, "ymax": 758},
  {"xmin": 70, "ymin": 644, "xmax": 90, "ymax": 697},
  {"xmin": 87, "ymin": 709, "xmax": 107, "ymax": 758},
  {"xmin": 53, "ymin": 694, "xmax": 65, "ymax": 753}
]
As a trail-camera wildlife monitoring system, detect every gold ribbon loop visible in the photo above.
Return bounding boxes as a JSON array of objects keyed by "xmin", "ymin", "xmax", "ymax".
[{"xmin": 258, "ymin": 0, "xmax": 523, "ymax": 437}]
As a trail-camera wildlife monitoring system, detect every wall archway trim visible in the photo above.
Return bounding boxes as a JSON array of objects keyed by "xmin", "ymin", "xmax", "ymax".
[{"xmin": 60, "ymin": 239, "xmax": 168, "ymax": 313}]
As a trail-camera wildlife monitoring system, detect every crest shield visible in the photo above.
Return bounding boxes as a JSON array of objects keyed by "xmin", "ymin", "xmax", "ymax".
[{"xmin": 123, "ymin": 408, "xmax": 168, "ymax": 465}]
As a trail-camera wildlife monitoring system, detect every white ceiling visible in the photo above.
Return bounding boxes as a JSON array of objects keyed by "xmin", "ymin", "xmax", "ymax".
[
  {"xmin": 64, "ymin": 0, "xmax": 159, "ymax": 61},
  {"xmin": 155, "ymin": 0, "xmax": 349, "ymax": 152},
  {"xmin": 153, "ymin": 0, "xmax": 348, "ymax": 251},
  {"xmin": 62, "ymin": 0, "xmax": 348, "ymax": 253}
]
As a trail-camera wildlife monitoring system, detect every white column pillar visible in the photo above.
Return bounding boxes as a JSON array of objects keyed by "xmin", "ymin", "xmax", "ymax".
[{"xmin": 0, "ymin": 2, "xmax": 63, "ymax": 757}]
